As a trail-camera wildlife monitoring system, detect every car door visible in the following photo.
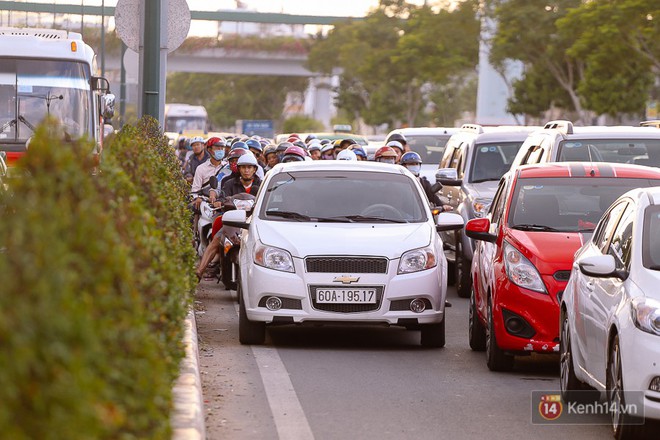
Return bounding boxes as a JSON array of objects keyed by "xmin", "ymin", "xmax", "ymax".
[
  {"xmin": 588, "ymin": 202, "xmax": 634, "ymax": 385},
  {"xmin": 439, "ymin": 142, "xmax": 463, "ymax": 252},
  {"xmin": 579, "ymin": 201, "xmax": 629, "ymax": 383}
]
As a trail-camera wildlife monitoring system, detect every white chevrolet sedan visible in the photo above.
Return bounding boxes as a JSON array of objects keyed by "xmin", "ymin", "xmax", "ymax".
[
  {"xmin": 222, "ymin": 161, "xmax": 464, "ymax": 347},
  {"xmin": 560, "ymin": 186, "xmax": 660, "ymax": 439}
]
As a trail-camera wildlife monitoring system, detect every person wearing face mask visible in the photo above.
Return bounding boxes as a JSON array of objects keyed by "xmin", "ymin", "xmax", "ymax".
[
  {"xmin": 374, "ymin": 146, "xmax": 399, "ymax": 165},
  {"xmin": 320, "ymin": 143, "xmax": 335, "ymax": 160},
  {"xmin": 183, "ymin": 136, "xmax": 210, "ymax": 183},
  {"xmin": 191, "ymin": 137, "xmax": 227, "ymax": 207},
  {"xmin": 400, "ymin": 151, "xmax": 451, "ymax": 211}
]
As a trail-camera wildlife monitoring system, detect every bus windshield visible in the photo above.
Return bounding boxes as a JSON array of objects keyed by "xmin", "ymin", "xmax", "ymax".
[{"xmin": 0, "ymin": 59, "xmax": 91, "ymax": 147}]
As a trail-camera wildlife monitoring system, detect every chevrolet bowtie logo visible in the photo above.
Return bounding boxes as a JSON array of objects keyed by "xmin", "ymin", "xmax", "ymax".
[{"xmin": 333, "ymin": 276, "xmax": 360, "ymax": 284}]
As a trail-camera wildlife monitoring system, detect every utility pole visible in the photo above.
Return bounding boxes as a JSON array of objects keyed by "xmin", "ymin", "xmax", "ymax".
[{"xmin": 139, "ymin": 0, "xmax": 167, "ymax": 123}]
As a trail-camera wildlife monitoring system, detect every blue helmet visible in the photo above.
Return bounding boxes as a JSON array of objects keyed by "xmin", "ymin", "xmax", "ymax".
[
  {"xmin": 352, "ymin": 146, "xmax": 367, "ymax": 159},
  {"xmin": 231, "ymin": 141, "xmax": 249, "ymax": 151},
  {"xmin": 246, "ymin": 138, "xmax": 263, "ymax": 152},
  {"xmin": 400, "ymin": 151, "xmax": 422, "ymax": 165}
]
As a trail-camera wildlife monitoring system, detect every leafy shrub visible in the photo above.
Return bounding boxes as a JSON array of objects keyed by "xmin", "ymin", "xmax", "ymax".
[
  {"xmin": 0, "ymin": 118, "xmax": 195, "ymax": 439},
  {"xmin": 283, "ymin": 115, "xmax": 325, "ymax": 133}
]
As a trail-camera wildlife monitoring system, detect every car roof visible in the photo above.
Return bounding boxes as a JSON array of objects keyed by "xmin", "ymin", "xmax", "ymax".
[
  {"xmin": 473, "ymin": 128, "xmax": 539, "ymax": 143},
  {"xmin": 269, "ymin": 160, "xmax": 409, "ymax": 175},
  {"xmin": 549, "ymin": 126, "xmax": 660, "ymax": 140},
  {"xmin": 516, "ymin": 162, "xmax": 660, "ymax": 180}
]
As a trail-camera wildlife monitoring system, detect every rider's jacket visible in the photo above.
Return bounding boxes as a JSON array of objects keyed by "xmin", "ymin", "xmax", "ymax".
[{"xmin": 221, "ymin": 175, "xmax": 262, "ymax": 198}]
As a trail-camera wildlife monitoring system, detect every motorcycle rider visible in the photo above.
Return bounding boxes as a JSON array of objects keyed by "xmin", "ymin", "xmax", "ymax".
[
  {"xmin": 308, "ymin": 143, "xmax": 322, "ymax": 160},
  {"xmin": 351, "ymin": 145, "xmax": 368, "ymax": 161},
  {"xmin": 281, "ymin": 145, "xmax": 307, "ymax": 163},
  {"xmin": 400, "ymin": 151, "xmax": 452, "ymax": 211},
  {"xmin": 374, "ymin": 145, "xmax": 398, "ymax": 164},
  {"xmin": 183, "ymin": 136, "xmax": 209, "ymax": 183},
  {"xmin": 246, "ymin": 139, "xmax": 266, "ymax": 168},
  {"xmin": 263, "ymin": 145, "xmax": 279, "ymax": 171},
  {"xmin": 191, "ymin": 137, "xmax": 226, "ymax": 210},
  {"xmin": 336, "ymin": 149, "xmax": 357, "ymax": 161},
  {"xmin": 320, "ymin": 143, "xmax": 335, "ymax": 160},
  {"xmin": 385, "ymin": 140, "xmax": 405, "ymax": 163},
  {"xmin": 196, "ymin": 153, "xmax": 262, "ymax": 281}
]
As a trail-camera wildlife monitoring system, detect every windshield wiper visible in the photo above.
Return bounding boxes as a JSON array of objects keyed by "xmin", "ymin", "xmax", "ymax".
[
  {"xmin": 511, "ymin": 224, "xmax": 560, "ymax": 232},
  {"xmin": 18, "ymin": 115, "xmax": 36, "ymax": 131},
  {"xmin": 265, "ymin": 210, "xmax": 310, "ymax": 221},
  {"xmin": 341, "ymin": 215, "xmax": 408, "ymax": 223},
  {"xmin": 1, "ymin": 119, "xmax": 16, "ymax": 133}
]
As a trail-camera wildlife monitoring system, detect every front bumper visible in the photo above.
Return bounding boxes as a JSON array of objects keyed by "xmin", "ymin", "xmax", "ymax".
[
  {"xmin": 619, "ymin": 324, "xmax": 660, "ymax": 420},
  {"xmin": 242, "ymin": 257, "xmax": 446, "ymax": 326},
  {"xmin": 493, "ymin": 276, "xmax": 563, "ymax": 354}
]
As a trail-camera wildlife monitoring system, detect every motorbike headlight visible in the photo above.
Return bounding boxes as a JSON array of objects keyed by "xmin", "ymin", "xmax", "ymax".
[
  {"xmin": 631, "ymin": 297, "xmax": 660, "ymax": 336},
  {"xmin": 254, "ymin": 242, "xmax": 295, "ymax": 273},
  {"xmin": 472, "ymin": 197, "xmax": 492, "ymax": 218},
  {"xmin": 398, "ymin": 246, "xmax": 437, "ymax": 274},
  {"xmin": 503, "ymin": 242, "xmax": 547, "ymax": 294}
]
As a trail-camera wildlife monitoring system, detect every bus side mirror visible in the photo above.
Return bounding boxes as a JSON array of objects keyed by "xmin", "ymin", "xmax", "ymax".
[{"xmin": 91, "ymin": 76, "xmax": 110, "ymax": 94}]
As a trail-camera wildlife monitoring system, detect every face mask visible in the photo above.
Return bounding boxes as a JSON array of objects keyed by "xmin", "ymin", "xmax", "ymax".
[
  {"xmin": 230, "ymin": 162, "xmax": 238, "ymax": 173},
  {"xmin": 379, "ymin": 157, "xmax": 396, "ymax": 165},
  {"xmin": 322, "ymin": 154, "xmax": 334, "ymax": 160},
  {"xmin": 406, "ymin": 164, "xmax": 421, "ymax": 175},
  {"xmin": 213, "ymin": 150, "xmax": 225, "ymax": 161}
]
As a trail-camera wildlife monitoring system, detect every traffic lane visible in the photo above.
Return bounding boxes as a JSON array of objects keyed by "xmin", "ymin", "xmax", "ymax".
[
  {"xmin": 270, "ymin": 287, "xmax": 611, "ymax": 440},
  {"xmin": 195, "ymin": 282, "xmax": 278, "ymax": 440}
]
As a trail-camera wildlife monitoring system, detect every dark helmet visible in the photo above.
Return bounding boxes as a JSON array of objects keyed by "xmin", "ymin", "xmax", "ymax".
[
  {"xmin": 276, "ymin": 142, "xmax": 293, "ymax": 153},
  {"xmin": 400, "ymin": 151, "xmax": 422, "ymax": 165},
  {"xmin": 227, "ymin": 148, "xmax": 249, "ymax": 161},
  {"xmin": 351, "ymin": 145, "xmax": 367, "ymax": 159},
  {"xmin": 281, "ymin": 145, "xmax": 307, "ymax": 163},
  {"xmin": 263, "ymin": 145, "xmax": 278, "ymax": 157},
  {"xmin": 319, "ymin": 139, "xmax": 331, "ymax": 145},
  {"xmin": 293, "ymin": 140, "xmax": 307, "ymax": 150},
  {"xmin": 177, "ymin": 136, "xmax": 188, "ymax": 148},
  {"xmin": 246, "ymin": 138, "xmax": 263, "ymax": 152},
  {"xmin": 339, "ymin": 138, "xmax": 356, "ymax": 148},
  {"xmin": 304, "ymin": 134, "xmax": 318, "ymax": 143},
  {"xmin": 386, "ymin": 132, "xmax": 407, "ymax": 145},
  {"xmin": 259, "ymin": 139, "xmax": 269, "ymax": 149},
  {"xmin": 231, "ymin": 141, "xmax": 249, "ymax": 151}
]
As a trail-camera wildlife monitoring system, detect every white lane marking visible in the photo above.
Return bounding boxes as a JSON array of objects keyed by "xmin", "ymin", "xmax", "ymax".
[{"xmin": 232, "ymin": 293, "xmax": 314, "ymax": 440}]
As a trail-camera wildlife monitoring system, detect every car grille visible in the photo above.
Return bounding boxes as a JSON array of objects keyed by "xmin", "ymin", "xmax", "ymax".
[
  {"xmin": 553, "ymin": 271, "xmax": 571, "ymax": 281},
  {"xmin": 258, "ymin": 297, "xmax": 302, "ymax": 310},
  {"xmin": 305, "ymin": 257, "xmax": 388, "ymax": 274},
  {"xmin": 309, "ymin": 286, "xmax": 384, "ymax": 313}
]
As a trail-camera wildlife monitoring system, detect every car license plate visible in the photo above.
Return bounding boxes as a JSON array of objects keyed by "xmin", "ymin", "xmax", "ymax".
[{"xmin": 316, "ymin": 288, "xmax": 377, "ymax": 304}]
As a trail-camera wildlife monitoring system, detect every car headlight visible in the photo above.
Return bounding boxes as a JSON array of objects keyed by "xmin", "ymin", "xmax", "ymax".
[
  {"xmin": 254, "ymin": 242, "xmax": 295, "ymax": 273},
  {"xmin": 472, "ymin": 197, "xmax": 492, "ymax": 218},
  {"xmin": 398, "ymin": 246, "xmax": 437, "ymax": 274},
  {"xmin": 631, "ymin": 297, "xmax": 660, "ymax": 336},
  {"xmin": 503, "ymin": 242, "xmax": 547, "ymax": 294}
]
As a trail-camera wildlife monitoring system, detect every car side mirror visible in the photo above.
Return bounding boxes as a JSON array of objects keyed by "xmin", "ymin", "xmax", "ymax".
[
  {"xmin": 436, "ymin": 168, "xmax": 461, "ymax": 186},
  {"xmin": 464, "ymin": 218, "xmax": 497, "ymax": 243},
  {"xmin": 578, "ymin": 254, "xmax": 628, "ymax": 280},
  {"xmin": 436, "ymin": 212, "xmax": 464, "ymax": 232},
  {"xmin": 222, "ymin": 209, "xmax": 249, "ymax": 229}
]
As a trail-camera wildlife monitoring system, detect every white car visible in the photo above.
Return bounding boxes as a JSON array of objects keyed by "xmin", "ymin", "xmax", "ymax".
[
  {"xmin": 222, "ymin": 161, "xmax": 464, "ymax": 346},
  {"xmin": 560, "ymin": 186, "xmax": 660, "ymax": 439}
]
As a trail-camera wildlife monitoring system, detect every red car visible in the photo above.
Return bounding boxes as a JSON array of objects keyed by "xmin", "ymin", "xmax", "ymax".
[{"xmin": 465, "ymin": 162, "xmax": 660, "ymax": 371}]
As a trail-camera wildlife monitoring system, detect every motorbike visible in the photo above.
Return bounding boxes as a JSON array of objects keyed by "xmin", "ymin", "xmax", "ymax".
[
  {"xmin": 193, "ymin": 177, "xmax": 221, "ymax": 258},
  {"xmin": 216, "ymin": 193, "xmax": 256, "ymax": 290}
]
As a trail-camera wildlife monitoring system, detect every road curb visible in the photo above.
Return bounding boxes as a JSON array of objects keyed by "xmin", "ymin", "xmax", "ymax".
[{"xmin": 171, "ymin": 309, "xmax": 206, "ymax": 440}]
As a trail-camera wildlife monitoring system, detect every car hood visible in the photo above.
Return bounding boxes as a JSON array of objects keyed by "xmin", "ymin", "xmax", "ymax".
[
  {"xmin": 256, "ymin": 221, "xmax": 433, "ymax": 259},
  {"xmin": 507, "ymin": 230, "xmax": 590, "ymax": 275},
  {"xmin": 464, "ymin": 180, "xmax": 498, "ymax": 200}
]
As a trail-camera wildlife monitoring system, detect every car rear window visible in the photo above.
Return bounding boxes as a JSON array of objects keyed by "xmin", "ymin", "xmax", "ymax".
[
  {"xmin": 557, "ymin": 139, "xmax": 660, "ymax": 167},
  {"xmin": 508, "ymin": 177, "xmax": 660, "ymax": 232},
  {"xmin": 643, "ymin": 205, "xmax": 660, "ymax": 270},
  {"xmin": 260, "ymin": 170, "xmax": 427, "ymax": 223},
  {"xmin": 469, "ymin": 142, "xmax": 523, "ymax": 183},
  {"xmin": 406, "ymin": 135, "xmax": 452, "ymax": 164}
]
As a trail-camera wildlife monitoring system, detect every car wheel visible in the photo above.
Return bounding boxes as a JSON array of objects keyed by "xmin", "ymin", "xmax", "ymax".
[
  {"xmin": 559, "ymin": 311, "xmax": 586, "ymax": 402},
  {"xmin": 468, "ymin": 287, "xmax": 487, "ymax": 351},
  {"xmin": 486, "ymin": 300, "xmax": 514, "ymax": 371},
  {"xmin": 420, "ymin": 318, "xmax": 445, "ymax": 348},
  {"xmin": 608, "ymin": 335, "xmax": 648, "ymax": 440},
  {"xmin": 238, "ymin": 281, "xmax": 265, "ymax": 345},
  {"xmin": 455, "ymin": 240, "xmax": 471, "ymax": 298}
]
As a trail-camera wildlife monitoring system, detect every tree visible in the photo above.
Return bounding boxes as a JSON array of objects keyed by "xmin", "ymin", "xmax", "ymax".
[{"xmin": 166, "ymin": 73, "xmax": 308, "ymax": 130}]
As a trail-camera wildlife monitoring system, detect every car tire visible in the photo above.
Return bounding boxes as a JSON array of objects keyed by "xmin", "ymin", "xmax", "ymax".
[
  {"xmin": 238, "ymin": 282, "xmax": 265, "ymax": 345},
  {"xmin": 447, "ymin": 260, "xmax": 456, "ymax": 286},
  {"xmin": 608, "ymin": 334, "xmax": 649, "ymax": 440},
  {"xmin": 469, "ymin": 287, "xmax": 487, "ymax": 351},
  {"xmin": 559, "ymin": 311, "xmax": 586, "ymax": 402},
  {"xmin": 455, "ymin": 240, "xmax": 471, "ymax": 298},
  {"xmin": 486, "ymin": 300, "xmax": 514, "ymax": 371},
  {"xmin": 420, "ymin": 318, "xmax": 445, "ymax": 348}
]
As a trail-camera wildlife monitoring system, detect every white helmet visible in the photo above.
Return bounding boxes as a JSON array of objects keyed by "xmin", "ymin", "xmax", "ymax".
[
  {"xmin": 190, "ymin": 136, "xmax": 205, "ymax": 145},
  {"xmin": 337, "ymin": 149, "xmax": 357, "ymax": 161},
  {"xmin": 237, "ymin": 152, "xmax": 258, "ymax": 167}
]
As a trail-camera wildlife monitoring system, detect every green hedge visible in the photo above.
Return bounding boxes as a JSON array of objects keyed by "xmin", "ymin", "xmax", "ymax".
[{"xmin": 0, "ymin": 118, "xmax": 196, "ymax": 439}]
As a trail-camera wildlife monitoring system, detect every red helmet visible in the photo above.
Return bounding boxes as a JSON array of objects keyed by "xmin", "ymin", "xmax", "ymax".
[
  {"xmin": 206, "ymin": 136, "xmax": 225, "ymax": 148},
  {"xmin": 289, "ymin": 133, "xmax": 301, "ymax": 139},
  {"xmin": 281, "ymin": 145, "xmax": 307, "ymax": 163},
  {"xmin": 375, "ymin": 146, "xmax": 398, "ymax": 160},
  {"xmin": 227, "ymin": 148, "xmax": 249, "ymax": 161}
]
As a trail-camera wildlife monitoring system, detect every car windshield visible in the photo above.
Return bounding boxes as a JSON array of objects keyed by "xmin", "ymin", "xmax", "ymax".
[
  {"xmin": 165, "ymin": 116, "xmax": 206, "ymax": 133},
  {"xmin": 406, "ymin": 134, "xmax": 452, "ymax": 164},
  {"xmin": 470, "ymin": 142, "xmax": 522, "ymax": 183},
  {"xmin": 0, "ymin": 58, "xmax": 91, "ymax": 147},
  {"xmin": 260, "ymin": 170, "xmax": 428, "ymax": 223},
  {"xmin": 508, "ymin": 177, "xmax": 660, "ymax": 232},
  {"xmin": 643, "ymin": 205, "xmax": 660, "ymax": 270},
  {"xmin": 557, "ymin": 139, "xmax": 660, "ymax": 167}
]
